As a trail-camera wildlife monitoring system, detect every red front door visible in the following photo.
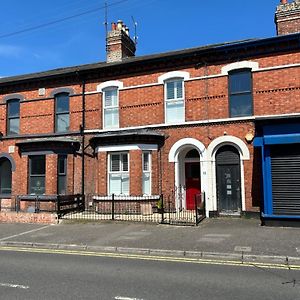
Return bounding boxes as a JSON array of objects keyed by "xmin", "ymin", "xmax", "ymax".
[{"xmin": 185, "ymin": 162, "xmax": 201, "ymax": 210}]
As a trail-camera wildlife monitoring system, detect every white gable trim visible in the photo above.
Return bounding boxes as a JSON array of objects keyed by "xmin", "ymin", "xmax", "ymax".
[
  {"xmin": 158, "ymin": 71, "xmax": 190, "ymax": 84},
  {"xmin": 221, "ymin": 61, "xmax": 259, "ymax": 75},
  {"xmin": 97, "ymin": 80, "xmax": 123, "ymax": 92}
]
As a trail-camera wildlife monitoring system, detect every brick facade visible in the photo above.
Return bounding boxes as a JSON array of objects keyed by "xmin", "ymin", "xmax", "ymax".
[{"xmin": 0, "ymin": 2, "xmax": 299, "ymax": 220}]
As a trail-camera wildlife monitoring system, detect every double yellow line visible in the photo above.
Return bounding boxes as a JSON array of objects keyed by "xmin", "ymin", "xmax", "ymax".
[{"xmin": 0, "ymin": 246, "xmax": 300, "ymax": 271}]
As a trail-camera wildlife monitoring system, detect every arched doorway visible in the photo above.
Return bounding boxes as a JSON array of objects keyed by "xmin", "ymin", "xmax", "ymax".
[
  {"xmin": 168, "ymin": 138, "xmax": 207, "ymax": 211},
  {"xmin": 216, "ymin": 145, "xmax": 241, "ymax": 214},
  {"xmin": 0, "ymin": 158, "xmax": 12, "ymax": 195},
  {"xmin": 185, "ymin": 149, "xmax": 201, "ymax": 210}
]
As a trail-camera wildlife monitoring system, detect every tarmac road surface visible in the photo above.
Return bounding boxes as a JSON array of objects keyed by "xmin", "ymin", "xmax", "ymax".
[{"xmin": 0, "ymin": 247, "xmax": 300, "ymax": 300}]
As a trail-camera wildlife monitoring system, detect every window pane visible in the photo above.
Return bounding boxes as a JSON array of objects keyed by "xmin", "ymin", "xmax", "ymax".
[
  {"xmin": 105, "ymin": 89, "xmax": 118, "ymax": 107},
  {"xmin": 122, "ymin": 154, "xmax": 128, "ymax": 171},
  {"xmin": 104, "ymin": 108, "xmax": 119, "ymax": 128},
  {"xmin": 58, "ymin": 176, "xmax": 66, "ymax": 195},
  {"xmin": 56, "ymin": 114, "xmax": 70, "ymax": 132},
  {"xmin": 30, "ymin": 156, "xmax": 45, "ymax": 175},
  {"xmin": 142, "ymin": 173, "xmax": 150, "ymax": 195},
  {"xmin": 175, "ymin": 80, "xmax": 183, "ymax": 98},
  {"xmin": 29, "ymin": 176, "xmax": 45, "ymax": 195},
  {"xmin": 109, "ymin": 174, "xmax": 121, "ymax": 194},
  {"xmin": 229, "ymin": 71, "xmax": 251, "ymax": 93},
  {"xmin": 121, "ymin": 175, "xmax": 129, "ymax": 195},
  {"xmin": 0, "ymin": 159, "xmax": 12, "ymax": 194},
  {"xmin": 8, "ymin": 100, "xmax": 20, "ymax": 117},
  {"xmin": 58, "ymin": 155, "xmax": 66, "ymax": 175},
  {"xmin": 230, "ymin": 94, "xmax": 253, "ymax": 117},
  {"xmin": 143, "ymin": 153, "xmax": 150, "ymax": 171},
  {"xmin": 166, "ymin": 82, "xmax": 175, "ymax": 100},
  {"xmin": 56, "ymin": 94, "xmax": 69, "ymax": 113},
  {"xmin": 166, "ymin": 100, "xmax": 184, "ymax": 123},
  {"xmin": 111, "ymin": 154, "xmax": 120, "ymax": 172},
  {"xmin": 8, "ymin": 118, "xmax": 20, "ymax": 135}
]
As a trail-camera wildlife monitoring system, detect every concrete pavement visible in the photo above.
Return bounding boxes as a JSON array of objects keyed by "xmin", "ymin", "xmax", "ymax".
[{"xmin": 1, "ymin": 218, "xmax": 300, "ymax": 265}]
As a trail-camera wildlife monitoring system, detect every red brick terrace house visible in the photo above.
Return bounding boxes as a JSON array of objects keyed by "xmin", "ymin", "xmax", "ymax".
[{"xmin": 0, "ymin": 0, "xmax": 299, "ymax": 224}]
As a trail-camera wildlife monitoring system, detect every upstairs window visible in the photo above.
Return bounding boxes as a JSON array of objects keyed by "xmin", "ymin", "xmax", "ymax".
[
  {"xmin": 108, "ymin": 153, "xmax": 129, "ymax": 195},
  {"xmin": 142, "ymin": 152, "xmax": 151, "ymax": 195},
  {"xmin": 165, "ymin": 79, "xmax": 185, "ymax": 123},
  {"xmin": 229, "ymin": 69, "xmax": 253, "ymax": 117},
  {"xmin": 103, "ymin": 87, "xmax": 119, "ymax": 129},
  {"xmin": 7, "ymin": 99, "xmax": 20, "ymax": 135},
  {"xmin": 55, "ymin": 93, "xmax": 70, "ymax": 132},
  {"xmin": 58, "ymin": 155, "xmax": 67, "ymax": 195},
  {"xmin": 29, "ymin": 155, "xmax": 45, "ymax": 195}
]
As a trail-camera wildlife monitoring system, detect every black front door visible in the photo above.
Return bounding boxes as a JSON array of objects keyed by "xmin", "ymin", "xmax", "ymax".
[{"xmin": 216, "ymin": 146, "xmax": 241, "ymax": 213}]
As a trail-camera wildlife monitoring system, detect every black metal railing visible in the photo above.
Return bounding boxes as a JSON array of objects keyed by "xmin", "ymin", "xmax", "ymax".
[
  {"xmin": 61, "ymin": 194, "xmax": 163, "ymax": 223},
  {"xmin": 15, "ymin": 194, "xmax": 84, "ymax": 215},
  {"xmin": 7, "ymin": 190, "xmax": 206, "ymax": 226}
]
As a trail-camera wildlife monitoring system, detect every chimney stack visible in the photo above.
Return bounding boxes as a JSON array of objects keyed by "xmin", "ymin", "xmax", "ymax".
[
  {"xmin": 275, "ymin": 0, "xmax": 300, "ymax": 35},
  {"xmin": 106, "ymin": 20, "xmax": 136, "ymax": 63}
]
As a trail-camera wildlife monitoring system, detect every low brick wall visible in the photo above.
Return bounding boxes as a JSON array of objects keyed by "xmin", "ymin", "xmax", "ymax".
[{"xmin": 0, "ymin": 212, "xmax": 58, "ymax": 224}]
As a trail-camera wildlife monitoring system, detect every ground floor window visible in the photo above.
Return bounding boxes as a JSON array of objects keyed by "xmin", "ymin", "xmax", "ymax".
[
  {"xmin": 58, "ymin": 155, "xmax": 67, "ymax": 195},
  {"xmin": 108, "ymin": 152, "xmax": 129, "ymax": 195},
  {"xmin": 142, "ymin": 152, "xmax": 151, "ymax": 195},
  {"xmin": 0, "ymin": 158, "xmax": 12, "ymax": 195},
  {"xmin": 29, "ymin": 155, "xmax": 45, "ymax": 195}
]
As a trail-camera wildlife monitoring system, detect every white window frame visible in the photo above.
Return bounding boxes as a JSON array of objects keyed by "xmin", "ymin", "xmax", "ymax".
[
  {"xmin": 142, "ymin": 151, "xmax": 152, "ymax": 195},
  {"xmin": 164, "ymin": 78, "xmax": 185, "ymax": 124},
  {"xmin": 97, "ymin": 81, "xmax": 123, "ymax": 129},
  {"xmin": 158, "ymin": 71, "xmax": 189, "ymax": 125},
  {"xmin": 103, "ymin": 87, "xmax": 119, "ymax": 129},
  {"xmin": 108, "ymin": 152, "xmax": 129, "ymax": 195}
]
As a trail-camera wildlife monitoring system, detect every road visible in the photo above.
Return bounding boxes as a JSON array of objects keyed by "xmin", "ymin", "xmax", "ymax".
[{"xmin": 0, "ymin": 248, "xmax": 299, "ymax": 300}]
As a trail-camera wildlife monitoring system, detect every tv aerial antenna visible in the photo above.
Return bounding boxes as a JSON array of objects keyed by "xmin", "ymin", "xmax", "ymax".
[{"xmin": 131, "ymin": 16, "xmax": 138, "ymax": 46}]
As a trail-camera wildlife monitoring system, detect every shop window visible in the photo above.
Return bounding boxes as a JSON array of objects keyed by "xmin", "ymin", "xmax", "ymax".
[
  {"xmin": 229, "ymin": 69, "xmax": 253, "ymax": 117},
  {"xmin": 58, "ymin": 155, "xmax": 67, "ymax": 195},
  {"xmin": 142, "ymin": 152, "xmax": 151, "ymax": 195},
  {"xmin": 0, "ymin": 158, "xmax": 12, "ymax": 195},
  {"xmin": 55, "ymin": 93, "xmax": 70, "ymax": 132},
  {"xmin": 103, "ymin": 87, "xmax": 119, "ymax": 129},
  {"xmin": 29, "ymin": 155, "xmax": 45, "ymax": 195},
  {"xmin": 7, "ymin": 99, "xmax": 20, "ymax": 135},
  {"xmin": 108, "ymin": 153, "xmax": 129, "ymax": 195},
  {"xmin": 165, "ymin": 78, "xmax": 185, "ymax": 123}
]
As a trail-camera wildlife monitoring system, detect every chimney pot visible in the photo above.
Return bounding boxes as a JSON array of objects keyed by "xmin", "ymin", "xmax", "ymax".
[
  {"xmin": 117, "ymin": 20, "xmax": 123, "ymax": 30},
  {"xmin": 280, "ymin": 0, "xmax": 288, "ymax": 4},
  {"xmin": 111, "ymin": 22, "xmax": 117, "ymax": 30}
]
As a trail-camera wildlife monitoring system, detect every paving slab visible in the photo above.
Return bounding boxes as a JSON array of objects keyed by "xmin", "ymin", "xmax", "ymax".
[{"xmin": 1, "ymin": 218, "xmax": 300, "ymax": 263}]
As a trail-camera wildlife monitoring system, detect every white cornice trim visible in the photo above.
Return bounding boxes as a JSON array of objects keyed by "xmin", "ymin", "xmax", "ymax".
[
  {"xmin": 83, "ymin": 63, "xmax": 300, "ymax": 95},
  {"xmin": 85, "ymin": 116, "xmax": 255, "ymax": 134},
  {"xmin": 96, "ymin": 144, "xmax": 158, "ymax": 153}
]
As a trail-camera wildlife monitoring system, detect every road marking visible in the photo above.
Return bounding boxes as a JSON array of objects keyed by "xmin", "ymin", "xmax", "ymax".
[
  {"xmin": 204, "ymin": 234, "xmax": 232, "ymax": 238},
  {"xmin": 0, "ymin": 246, "xmax": 299, "ymax": 271},
  {"xmin": 0, "ymin": 282, "xmax": 29, "ymax": 289},
  {"xmin": 234, "ymin": 246, "xmax": 252, "ymax": 252},
  {"xmin": 197, "ymin": 237, "xmax": 225, "ymax": 243},
  {"xmin": 115, "ymin": 297, "xmax": 143, "ymax": 300},
  {"xmin": 0, "ymin": 225, "xmax": 51, "ymax": 241}
]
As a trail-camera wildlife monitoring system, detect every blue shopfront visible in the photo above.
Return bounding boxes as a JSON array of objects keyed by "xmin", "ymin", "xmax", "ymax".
[{"xmin": 254, "ymin": 120, "xmax": 300, "ymax": 224}]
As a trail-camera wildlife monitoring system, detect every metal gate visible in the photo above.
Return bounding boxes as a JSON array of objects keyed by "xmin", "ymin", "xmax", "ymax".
[{"xmin": 271, "ymin": 146, "xmax": 300, "ymax": 216}]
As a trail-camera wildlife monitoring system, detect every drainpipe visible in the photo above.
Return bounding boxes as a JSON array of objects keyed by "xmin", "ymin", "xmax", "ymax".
[{"xmin": 80, "ymin": 75, "xmax": 86, "ymax": 198}]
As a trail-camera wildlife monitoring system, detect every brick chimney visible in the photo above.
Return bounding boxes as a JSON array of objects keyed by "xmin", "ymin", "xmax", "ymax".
[
  {"xmin": 275, "ymin": 0, "xmax": 300, "ymax": 35},
  {"xmin": 106, "ymin": 20, "xmax": 136, "ymax": 63}
]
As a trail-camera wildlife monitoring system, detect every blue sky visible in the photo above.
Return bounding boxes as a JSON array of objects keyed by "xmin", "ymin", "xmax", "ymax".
[{"xmin": 0, "ymin": 0, "xmax": 279, "ymax": 77}]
